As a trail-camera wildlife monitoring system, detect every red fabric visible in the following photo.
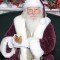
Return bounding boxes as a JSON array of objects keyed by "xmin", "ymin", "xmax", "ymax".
[
  {"xmin": 4, "ymin": 23, "xmax": 20, "ymax": 60},
  {"xmin": 11, "ymin": 0, "xmax": 19, "ymax": 6},
  {"xmin": 11, "ymin": 0, "xmax": 24, "ymax": 3},
  {"xmin": 40, "ymin": 23, "xmax": 56, "ymax": 60},
  {"xmin": 0, "ymin": 0, "xmax": 2, "ymax": 4},
  {"xmin": 47, "ymin": 0, "xmax": 60, "ymax": 9},
  {"xmin": 57, "ymin": 0, "xmax": 60, "ymax": 4},
  {"xmin": 4, "ymin": 23, "xmax": 56, "ymax": 60},
  {"xmin": 4, "ymin": 23, "xmax": 16, "ymax": 37},
  {"xmin": 43, "ymin": 54, "xmax": 54, "ymax": 60},
  {"xmin": 5, "ymin": 46, "xmax": 20, "ymax": 60},
  {"xmin": 19, "ymin": 0, "xmax": 24, "ymax": 3},
  {"xmin": 10, "ymin": 0, "xmax": 24, "ymax": 6},
  {"xmin": 40, "ymin": 23, "xmax": 56, "ymax": 55}
]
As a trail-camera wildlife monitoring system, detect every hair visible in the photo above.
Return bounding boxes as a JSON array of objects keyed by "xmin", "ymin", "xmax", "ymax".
[
  {"xmin": 21, "ymin": 8, "xmax": 43, "ymax": 33},
  {"xmin": 22, "ymin": 7, "xmax": 43, "ymax": 20}
]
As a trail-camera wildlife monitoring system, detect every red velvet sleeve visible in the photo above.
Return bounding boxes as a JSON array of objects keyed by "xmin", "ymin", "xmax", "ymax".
[
  {"xmin": 3, "ymin": 23, "xmax": 20, "ymax": 60},
  {"xmin": 40, "ymin": 23, "xmax": 56, "ymax": 55},
  {"xmin": 4, "ymin": 23, "xmax": 16, "ymax": 37}
]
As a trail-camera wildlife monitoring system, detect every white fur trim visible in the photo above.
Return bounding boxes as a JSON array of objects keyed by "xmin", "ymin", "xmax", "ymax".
[
  {"xmin": 34, "ymin": 17, "xmax": 51, "ymax": 39},
  {"xmin": 14, "ymin": 15, "xmax": 29, "ymax": 60},
  {"xmin": 14, "ymin": 16, "xmax": 51, "ymax": 39},
  {"xmin": 29, "ymin": 38, "xmax": 44, "ymax": 58},
  {"xmin": 33, "ymin": 58, "xmax": 40, "ymax": 60},
  {"xmin": 8, "ymin": 37, "xmax": 14, "ymax": 48},
  {"xmin": 28, "ymin": 17, "xmax": 51, "ymax": 58},
  {"xmin": 20, "ymin": 47, "xmax": 28, "ymax": 60},
  {"xmin": 14, "ymin": 15, "xmax": 51, "ymax": 59},
  {"xmin": 14, "ymin": 16, "xmax": 29, "ymax": 48},
  {"xmin": 0, "ymin": 36, "xmax": 15, "ymax": 58},
  {"xmin": 23, "ymin": 0, "xmax": 43, "ymax": 9},
  {"xmin": 14, "ymin": 15, "xmax": 51, "ymax": 39},
  {"xmin": 14, "ymin": 15, "xmax": 27, "ymax": 40}
]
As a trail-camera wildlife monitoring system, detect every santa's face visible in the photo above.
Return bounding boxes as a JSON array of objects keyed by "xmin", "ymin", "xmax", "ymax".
[
  {"xmin": 22, "ymin": 7, "xmax": 43, "ymax": 33},
  {"xmin": 27, "ymin": 7, "xmax": 42, "ymax": 20}
]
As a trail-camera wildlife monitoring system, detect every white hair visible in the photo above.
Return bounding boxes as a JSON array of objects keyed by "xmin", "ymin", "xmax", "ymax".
[{"xmin": 22, "ymin": 8, "xmax": 43, "ymax": 34}]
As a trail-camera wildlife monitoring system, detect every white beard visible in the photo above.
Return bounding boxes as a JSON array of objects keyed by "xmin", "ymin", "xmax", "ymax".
[
  {"xmin": 22, "ymin": 10, "xmax": 43, "ymax": 34},
  {"xmin": 18, "ymin": 10, "xmax": 43, "ymax": 60},
  {"xmin": 25, "ymin": 17, "xmax": 40, "ymax": 34}
]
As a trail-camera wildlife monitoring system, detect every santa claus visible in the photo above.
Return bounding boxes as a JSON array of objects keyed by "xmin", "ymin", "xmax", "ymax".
[{"xmin": 0, "ymin": 0, "xmax": 56, "ymax": 60}]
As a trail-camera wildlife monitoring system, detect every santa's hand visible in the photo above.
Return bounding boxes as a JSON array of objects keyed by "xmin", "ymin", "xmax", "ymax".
[
  {"xmin": 12, "ymin": 35, "xmax": 29, "ymax": 48},
  {"xmin": 28, "ymin": 37, "xmax": 44, "ymax": 58},
  {"xmin": 12, "ymin": 38, "xmax": 29, "ymax": 48}
]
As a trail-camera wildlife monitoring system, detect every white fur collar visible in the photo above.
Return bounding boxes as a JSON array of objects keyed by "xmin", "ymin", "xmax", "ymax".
[
  {"xmin": 34, "ymin": 17, "xmax": 51, "ymax": 39},
  {"xmin": 14, "ymin": 15, "xmax": 51, "ymax": 39},
  {"xmin": 14, "ymin": 15, "xmax": 27, "ymax": 40}
]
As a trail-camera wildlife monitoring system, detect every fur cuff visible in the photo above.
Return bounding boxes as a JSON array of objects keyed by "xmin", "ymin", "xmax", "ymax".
[
  {"xmin": 28, "ymin": 38, "xmax": 44, "ymax": 58},
  {"xmin": 12, "ymin": 35, "xmax": 29, "ymax": 48},
  {"xmin": 0, "ymin": 36, "xmax": 15, "ymax": 58}
]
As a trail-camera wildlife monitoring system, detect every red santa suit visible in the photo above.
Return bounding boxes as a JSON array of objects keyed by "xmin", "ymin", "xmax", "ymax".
[{"xmin": 0, "ymin": 14, "xmax": 56, "ymax": 60}]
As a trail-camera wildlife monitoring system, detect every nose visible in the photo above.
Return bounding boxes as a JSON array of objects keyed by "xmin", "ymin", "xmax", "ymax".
[{"xmin": 32, "ymin": 10, "xmax": 35, "ymax": 15}]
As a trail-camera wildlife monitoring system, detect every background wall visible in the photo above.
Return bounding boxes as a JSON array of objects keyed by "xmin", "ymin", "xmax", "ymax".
[{"xmin": 0, "ymin": 11, "xmax": 22, "ymax": 42}]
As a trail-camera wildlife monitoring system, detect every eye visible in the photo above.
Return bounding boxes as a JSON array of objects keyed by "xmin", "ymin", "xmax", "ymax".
[
  {"xmin": 27, "ymin": 9, "xmax": 32, "ymax": 12},
  {"xmin": 35, "ymin": 9, "xmax": 38, "ymax": 10},
  {"xmin": 29, "ymin": 9, "xmax": 32, "ymax": 11},
  {"xmin": 35, "ymin": 8, "xmax": 40, "ymax": 11}
]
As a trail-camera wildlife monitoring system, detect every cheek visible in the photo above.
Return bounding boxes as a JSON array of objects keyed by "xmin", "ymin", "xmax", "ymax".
[
  {"xmin": 35, "ymin": 10, "xmax": 40, "ymax": 15},
  {"xmin": 36, "ymin": 10, "xmax": 42, "ymax": 15},
  {"xmin": 27, "ymin": 10, "xmax": 32, "ymax": 15}
]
